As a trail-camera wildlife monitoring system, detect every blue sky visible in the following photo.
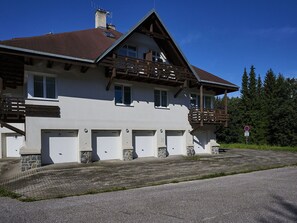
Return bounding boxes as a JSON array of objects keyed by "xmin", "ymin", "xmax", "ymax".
[{"xmin": 1, "ymin": 0, "xmax": 297, "ymax": 97}]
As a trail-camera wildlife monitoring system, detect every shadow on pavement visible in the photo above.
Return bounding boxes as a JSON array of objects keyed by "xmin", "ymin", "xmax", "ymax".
[{"xmin": 257, "ymin": 194, "xmax": 297, "ymax": 222}]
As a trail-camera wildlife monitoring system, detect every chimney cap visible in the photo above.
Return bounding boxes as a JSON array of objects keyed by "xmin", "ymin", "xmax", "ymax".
[{"xmin": 95, "ymin": 8, "xmax": 110, "ymax": 15}]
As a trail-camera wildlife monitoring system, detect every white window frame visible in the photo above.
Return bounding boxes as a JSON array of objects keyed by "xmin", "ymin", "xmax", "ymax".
[
  {"xmin": 154, "ymin": 89, "xmax": 168, "ymax": 108},
  {"xmin": 27, "ymin": 72, "xmax": 57, "ymax": 100},
  {"xmin": 114, "ymin": 84, "xmax": 133, "ymax": 106}
]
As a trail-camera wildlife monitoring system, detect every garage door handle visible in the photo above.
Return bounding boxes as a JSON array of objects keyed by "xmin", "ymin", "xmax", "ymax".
[
  {"xmin": 59, "ymin": 153, "xmax": 62, "ymax": 155},
  {"xmin": 105, "ymin": 151, "xmax": 107, "ymax": 153}
]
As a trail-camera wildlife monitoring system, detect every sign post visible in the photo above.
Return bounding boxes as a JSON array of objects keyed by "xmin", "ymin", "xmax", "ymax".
[{"xmin": 244, "ymin": 126, "xmax": 250, "ymax": 144}]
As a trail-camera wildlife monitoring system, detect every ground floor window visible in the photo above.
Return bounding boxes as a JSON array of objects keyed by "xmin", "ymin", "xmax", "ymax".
[
  {"xmin": 115, "ymin": 85, "xmax": 132, "ymax": 105},
  {"xmin": 33, "ymin": 75, "xmax": 56, "ymax": 99},
  {"xmin": 154, "ymin": 89, "xmax": 168, "ymax": 108}
]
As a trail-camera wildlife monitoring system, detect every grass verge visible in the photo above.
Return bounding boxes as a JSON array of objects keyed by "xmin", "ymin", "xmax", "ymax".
[
  {"xmin": 0, "ymin": 186, "xmax": 21, "ymax": 199},
  {"xmin": 220, "ymin": 143, "xmax": 297, "ymax": 152}
]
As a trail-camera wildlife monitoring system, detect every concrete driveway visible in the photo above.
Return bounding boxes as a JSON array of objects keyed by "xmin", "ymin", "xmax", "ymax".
[{"xmin": 1, "ymin": 149, "xmax": 297, "ymax": 200}]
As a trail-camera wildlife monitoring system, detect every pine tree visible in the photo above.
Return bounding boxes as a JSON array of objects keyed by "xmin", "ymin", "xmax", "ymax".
[
  {"xmin": 248, "ymin": 65, "xmax": 257, "ymax": 106},
  {"xmin": 241, "ymin": 68, "xmax": 249, "ymax": 102},
  {"xmin": 263, "ymin": 69, "xmax": 276, "ymax": 144}
]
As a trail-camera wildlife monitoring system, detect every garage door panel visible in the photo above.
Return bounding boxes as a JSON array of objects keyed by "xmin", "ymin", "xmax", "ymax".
[
  {"xmin": 42, "ymin": 131, "xmax": 78, "ymax": 164},
  {"xmin": 133, "ymin": 131, "xmax": 155, "ymax": 158},
  {"xmin": 92, "ymin": 130, "xmax": 121, "ymax": 161},
  {"xmin": 166, "ymin": 131, "xmax": 183, "ymax": 156},
  {"xmin": 6, "ymin": 134, "xmax": 24, "ymax": 157}
]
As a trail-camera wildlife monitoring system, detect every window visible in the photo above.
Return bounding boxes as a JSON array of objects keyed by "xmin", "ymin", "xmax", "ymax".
[
  {"xmin": 154, "ymin": 89, "xmax": 168, "ymax": 108},
  {"xmin": 118, "ymin": 45, "xmax": 137, "ymax": 58},
  {"xmin": 189, "ymin": 94, "xmax": 214, "ymax": 110},
  {"xmin": 152, "ymin": 51, "xmax": 161, "ymax": 62},
  {"xmin": 115, "ymin": 85, "xmax": 131, "ymax": 105},
  {"xmin": 204, "ymin": 96, "xmax": 214, "ymax": 110},
  {"xmin": 33, "ymin": 75, "xmax": 56, "ymax": 99},
  {"xmin": 190, "ymin": 94, "xmax": 200, "ymax": 108}
]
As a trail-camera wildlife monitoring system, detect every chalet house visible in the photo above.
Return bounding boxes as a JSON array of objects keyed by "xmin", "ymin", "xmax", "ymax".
[{"xmin": 0, "ymin": 10, "xmax": 238, "ymax": 171}]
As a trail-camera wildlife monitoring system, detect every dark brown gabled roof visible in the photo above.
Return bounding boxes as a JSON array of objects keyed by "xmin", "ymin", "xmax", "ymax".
[
  {"xmin": 0, "ymin": 11, "xmax": 237, "ymax": 90},
  {"xmin": 0, "ymin": 28, "xmax": 122, "ymax": 60},
  {"xmin": 192, "ymin": 65, "xmax": 238, "ymax": 89}
]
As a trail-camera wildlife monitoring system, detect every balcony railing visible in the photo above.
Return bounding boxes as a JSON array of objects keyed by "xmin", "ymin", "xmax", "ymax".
[
  {"xmin": 188, "ymin": 108, "xmax": 228, "ymax": 125},
  {"xmin": 0, "ymin": 96, "xmax": 60, "ymax": 123},
  {"xmin": 0, "ymin": 97, "xmax": 26, "ymax": 122},
  {"xmin": 100, "ymin": 55, "xmax": 196, "ymax": 85}
]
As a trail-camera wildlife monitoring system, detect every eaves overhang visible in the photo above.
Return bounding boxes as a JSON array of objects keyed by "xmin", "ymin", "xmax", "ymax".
[{"xmin": 0, "ymin": 44, "xmax": 95, "ymax": 66}]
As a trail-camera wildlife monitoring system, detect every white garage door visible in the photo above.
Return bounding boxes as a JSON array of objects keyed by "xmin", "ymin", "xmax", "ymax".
[
  {"xmin": 133, "ymin": 130, "xmax": 156, "ymax": 158},
  {"xmin": 194, "ymin": 131, "xmax": 207, "ymax": 154},
  {"xmin": 166, "ymin": 131, "xmax": 184, "ymax": 156},
  {"xmin": 6, "ymin": 134, "xmax": 24, "ymax": 157},
  {"xmin": 92, "ymin": 130, "xmax": 121, "ymax": 161},
  {"xmin": 41, "ymin": 130, "xmax": 78, "ymax": 164}
]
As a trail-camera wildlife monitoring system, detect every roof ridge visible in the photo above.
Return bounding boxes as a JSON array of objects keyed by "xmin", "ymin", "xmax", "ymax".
[{"xmin": 1, "ymin": 27, "xmax": 123, "ymax": 42}]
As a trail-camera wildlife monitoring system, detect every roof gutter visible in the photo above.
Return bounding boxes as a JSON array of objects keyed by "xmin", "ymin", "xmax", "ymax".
[{"xmin": 201, "ymin": 79, "xmax": 239, "ymax": 90}]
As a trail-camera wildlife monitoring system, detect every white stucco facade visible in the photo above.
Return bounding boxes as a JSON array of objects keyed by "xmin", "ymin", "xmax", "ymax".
[{"xmin": 21, "ymin": 61, "xmax": 206, "ymax": 160}]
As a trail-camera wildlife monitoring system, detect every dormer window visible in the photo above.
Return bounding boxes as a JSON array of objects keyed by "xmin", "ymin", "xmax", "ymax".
[{"xmin": 118, "ymin": 45, "xmax": 137, "ymax": 58}]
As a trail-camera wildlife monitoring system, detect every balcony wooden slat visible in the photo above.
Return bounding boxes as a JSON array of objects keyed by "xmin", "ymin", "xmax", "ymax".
[
  {"xmin": 188, "ymin": 108, "xmax": 229, "ymax": 125},
  {"xmin": 0, "ymin": 96, "xmax": 61, "ymax": 124},
  {"xmin": 100, "ymin": 55, "xmax": 196, "ymax": 85}
]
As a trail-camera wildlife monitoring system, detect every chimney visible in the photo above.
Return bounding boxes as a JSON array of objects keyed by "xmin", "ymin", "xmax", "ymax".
[{"xmin": 95, "ymin": 9, "xmax": 109, "ymax": 29}]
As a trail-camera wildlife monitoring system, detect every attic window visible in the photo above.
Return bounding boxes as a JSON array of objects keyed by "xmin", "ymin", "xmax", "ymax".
[{"xmin": 104, "ymin": 31, "xmax": 115, "ymax": 38}]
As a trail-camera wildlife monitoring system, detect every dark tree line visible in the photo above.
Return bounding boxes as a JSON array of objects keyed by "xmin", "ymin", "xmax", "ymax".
[{"xmin": 216, "ymin": 66, "xmax": 297, "ymax": 146}]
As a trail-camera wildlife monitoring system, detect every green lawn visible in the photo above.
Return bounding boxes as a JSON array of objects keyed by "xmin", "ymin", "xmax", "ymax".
[{"xmin": 220, "ymin": 143, "xmax": 297, "ymax": 152}]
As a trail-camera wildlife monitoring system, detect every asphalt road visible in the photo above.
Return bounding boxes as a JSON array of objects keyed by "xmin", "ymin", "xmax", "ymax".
[{"xmin": 1, "ymin": 167, "xmax": 297, "ymax": 223}]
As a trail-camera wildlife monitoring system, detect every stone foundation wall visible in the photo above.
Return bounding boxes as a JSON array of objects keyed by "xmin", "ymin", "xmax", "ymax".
[
  {"xmin": 211, "ymin": 146, "xmax": 219, "ymax": 155},
  {"xmin": 187, "ymin": 146, "xmax": 195, "ymax": 156},
  {"xmin": 80, "ymin": 151, "xmax": 92, "ymax": 163},
  {"xmin": 158, "ymin": 147, "xmax": 167, "ymax": 158},
  {"xmin": 123, "ymin": 149, "xmax": 133, "ymax": 161},
  {"xmin": 21, "ymin": 154, "xmax": 41, "ymax": 172}
]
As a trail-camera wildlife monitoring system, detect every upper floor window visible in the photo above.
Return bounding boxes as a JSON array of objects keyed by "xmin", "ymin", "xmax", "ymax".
[
  {"xmin": 115, "ymin": 85, "xmax": 132, "ymax": 105},
  {"xmin": 204, "ymin": 95, "xmax": 214, "ymax": 110},
  {"xmin": 118, "ymin": 45, "xmax": 137, "ymax": 58},
  {"xmin": 190, "ymin": 94, "xmax": 214, "ymax": 110},
  {"xmin": 152, "ymin": 51, "xmax": 162, "ymax": 62},
  {"xmin": 190, "ymin": 94, "xmax": 200, "ymax": 108},
  {"xmin": 154, "ymin": 89, "xmax": 168, "ymax": 108},
  {"xmin": 33, "ymin": 75, "xmax": 56, "ymax": 99}
]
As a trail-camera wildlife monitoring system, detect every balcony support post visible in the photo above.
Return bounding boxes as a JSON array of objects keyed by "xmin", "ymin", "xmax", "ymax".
[
  {"xmin": 200, "ymin": 85, "xmax": 203, "ymax": 126},
  {"xmin": 106, "ymin": 54, "xmax": 117, "ymax": 91},
  {"xmin": 224, "ymin": 90, "xmax": 228, "ymax": 127}
]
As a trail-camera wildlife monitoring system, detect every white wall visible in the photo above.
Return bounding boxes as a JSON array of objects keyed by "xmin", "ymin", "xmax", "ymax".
[{"xmin": 23, "ymin": 62, "xmax": 198, "ymax": 157}]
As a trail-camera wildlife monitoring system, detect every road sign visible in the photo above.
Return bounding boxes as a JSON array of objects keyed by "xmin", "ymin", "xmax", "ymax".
[
  {"xmin": 244, "ymin": 126, "xmax": 250, "ymax": 132},
  {"xmin": 244, "ymin": 131, "xmax": 250, "ymax": 137}
]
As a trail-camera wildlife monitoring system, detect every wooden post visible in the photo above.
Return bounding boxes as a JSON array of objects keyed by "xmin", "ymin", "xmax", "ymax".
[
  {"xmin": 200, "ymin": 85, "xmax": 203, "ymax": 126},
  {"xmin": 106, "ymin": 54, "xmax": 117, "ymax": 91},
  {"xmin": 0, "ymin": 77, "xmax": 3, "ymax": 96},
  {"xmin": 224, "ymin": 90, "xmax": 228, "ymax": 127}
]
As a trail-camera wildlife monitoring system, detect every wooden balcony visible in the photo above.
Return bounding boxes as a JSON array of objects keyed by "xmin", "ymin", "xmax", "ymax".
[
  {"xmin": 0, "ymin": 97, "xmax": 26, "ymax": 123},
  {"xmin": 188, "ymin": 108, "xmax": 229, "ymax": 125},
  {"xmin": 0, "ymin": 96, "xmax": 61, "ymax": 135},
  {"xmin": 100, "ymin": 55, "xmax": 196, "ymax": 87}
]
